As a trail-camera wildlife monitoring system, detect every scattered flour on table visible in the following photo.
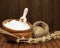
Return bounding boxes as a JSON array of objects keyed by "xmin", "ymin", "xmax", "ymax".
[{"xmin": 4, "ymin": 20, "xmax": 30, "ymax": 30}]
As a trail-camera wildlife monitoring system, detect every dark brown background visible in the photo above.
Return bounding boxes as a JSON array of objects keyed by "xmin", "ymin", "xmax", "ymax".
[{"xmin": 0, "ymin": 0, "xmax": 60, "ymax": 32}]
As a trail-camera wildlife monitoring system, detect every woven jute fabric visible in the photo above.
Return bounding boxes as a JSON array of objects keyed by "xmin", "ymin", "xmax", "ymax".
[{"xmin": 32, "ymin": 21, "xmax": 50, "ymax": 38}]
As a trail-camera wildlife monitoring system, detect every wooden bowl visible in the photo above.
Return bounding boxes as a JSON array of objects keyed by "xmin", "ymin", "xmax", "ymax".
[
  {"xmin": 2, "ymin": 19, "xmax": 32, "ymax": 33},
  {"xmin": 2, "ymin": 19, "xmax": 32, "ymax": 42}
]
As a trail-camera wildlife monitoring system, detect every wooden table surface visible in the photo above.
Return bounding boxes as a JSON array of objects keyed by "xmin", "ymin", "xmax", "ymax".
[{"xmin": 0, "ymin": 34, "xmax": 60, "ymax": 48}]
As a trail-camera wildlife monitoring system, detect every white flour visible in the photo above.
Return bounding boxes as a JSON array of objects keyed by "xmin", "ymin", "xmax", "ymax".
[{"xmin": 4, "ymin": 20, "xmax": 30, "ymax": 30}]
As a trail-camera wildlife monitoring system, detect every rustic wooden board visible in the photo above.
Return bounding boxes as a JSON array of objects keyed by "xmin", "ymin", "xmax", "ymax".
[
  {"xmin": 54, "ymin": 39, "xmax": 60, "ymax": 48},
  {"xmin": 41, "ymin": 42, "xmax": 47, "ymax": 48},
  {"xmin": 2, "ymin": 41, "xmax": 13, "ymax": 48},
  {"xmin": 36, "ymin": 43, "xmax": 41, "ymax": 48},
  {"xmin": 19, "ymin": 43, "xmax": 25, "ymax": 48},
  {"xmin": 0, "ymin": 36, "xmax": 60, "ymax": 48},
  {"xmin": 13, "ymin": 44, "xmax": 19, "ymax": 48},
  {"xmin": 50, "ymin": 39, "xmax": 58, "ymax": 48},
  {"xmin": 46, "ymin": 41, "xmax": 53, "ymax": 48},
  {"xmin": 0, "ymin": 36, "xmax": 5, "ymax": 48}
]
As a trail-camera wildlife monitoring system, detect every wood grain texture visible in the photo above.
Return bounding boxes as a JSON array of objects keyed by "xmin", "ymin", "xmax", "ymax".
[
  {"xmin": 2, "ymin": 41, "xmax": 13, "ymax": 48},
  {"xmin": 36, "ymin": 43, "xmax": 41, "ymax": 48},
  {"xmin": 19, "ymin": 43, "xmax": 25, "ymax": 48},
  {"xmin": 0, "ymin": 0, "xmax": 60, "ymax": 32},
  {"xmin": 41, "ymin": 42, "xmax": 47, "ymax": 48},
  {"xmin": 0, "ymin": 36, "xmax": 5, "ymax": 48},
  {"xmin": 50, "ymin": 39, "xmax": 58, "ymax": 48},
  {"xmin": 46, "ymin": 41, "xmax": 53, "ymax": 48},
  {"xmin": 13, "ymin": 44, "xmax": 19, "ymax": 48},
  {"xmin": 55, "ymin": 39, "xmax": 60, "ymax": 48},
  {"xmin": 0, "ymin": 36, "xmax": 60, "ymax": 48}
]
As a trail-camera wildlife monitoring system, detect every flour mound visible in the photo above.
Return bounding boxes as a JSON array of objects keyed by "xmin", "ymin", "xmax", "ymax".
[{"xmin": 4, "ymin": 20, "xmax": 30, "ymax": 30}]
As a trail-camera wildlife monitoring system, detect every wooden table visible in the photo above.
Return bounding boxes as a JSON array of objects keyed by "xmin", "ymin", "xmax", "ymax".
[{"xmin": 0, "ymin": 34, "xmax": 60, "ymax": 48}]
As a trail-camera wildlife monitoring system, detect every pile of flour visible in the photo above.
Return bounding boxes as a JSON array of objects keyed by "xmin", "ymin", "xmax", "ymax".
[{"xmin": 4, "ymin": 20, "xmax": 30, "ymax": 30}]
